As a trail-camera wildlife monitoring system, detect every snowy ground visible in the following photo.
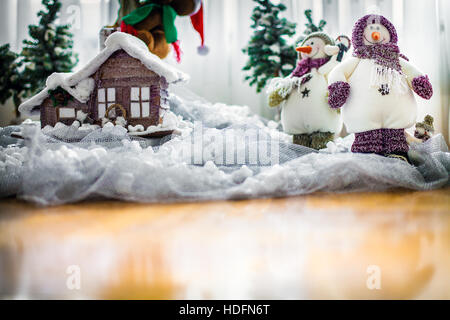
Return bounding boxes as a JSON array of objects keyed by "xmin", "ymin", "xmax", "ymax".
[{"xmin": 0, "ymin": 91, "xmax": 449, "ymax": 205}]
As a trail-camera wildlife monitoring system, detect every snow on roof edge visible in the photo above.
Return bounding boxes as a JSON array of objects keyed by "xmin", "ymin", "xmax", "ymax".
[
  {"xmin": 19, "ymin": 73, "xmax": 94, "ymax": 115},
  {"xmin": 18, "ymin": 88, "xmax": 51, "ymax": 115}
]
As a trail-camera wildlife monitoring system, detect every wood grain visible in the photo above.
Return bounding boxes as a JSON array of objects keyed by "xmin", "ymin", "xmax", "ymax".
[{"xmin": 0, "ymin": 188, "xmax": 449, "ymax": 299}]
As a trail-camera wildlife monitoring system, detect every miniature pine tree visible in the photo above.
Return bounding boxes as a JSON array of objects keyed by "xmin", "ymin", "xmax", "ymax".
[
  {"xmin": 0, "ymin": 44, "xmax": 25, "ymax": 111},
  {"xmin": 296, "ymin": 9, "xmax": 327, "ymax": 44},
  {"xmin": 19, "ymin": 0, "xmax": 78, "ymax": 99},
  {"xmin": 242, "ymin": 0, "xmax": 297, "ymax": 93}
]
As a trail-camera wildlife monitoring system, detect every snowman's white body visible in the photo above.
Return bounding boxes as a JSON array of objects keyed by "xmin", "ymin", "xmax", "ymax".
[
  {"xmin": 281, "ymin": 59, "xmax": 342, "ymax": 134},
  {"xmin": 328, "ymin": 57, "xmax": 423, "ymax": 133}
]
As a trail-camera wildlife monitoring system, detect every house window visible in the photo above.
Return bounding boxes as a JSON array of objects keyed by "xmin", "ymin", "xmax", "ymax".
[
  {"xmin": 98, "ymin": 88, "xmax": 116, "ymax": 118},
  {"xmin": 130, "ymin": 87, "xmax": 151, "ymax": 118},
  {"xmin": 59, "ymin": 107, "xmax": 76, "ymax": 119}
]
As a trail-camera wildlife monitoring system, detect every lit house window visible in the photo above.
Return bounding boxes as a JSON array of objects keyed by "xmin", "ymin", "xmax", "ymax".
[
  {"xmin": 98, "ymin": 88, "xmax": 116, "ymax": 118},
  {"xmin": 59, "ymin": 107, "xmax": 76, "ymax": 118},
  {"xmin": 130, "ymin": 87, "xmax": 150, "ymax": 118}
]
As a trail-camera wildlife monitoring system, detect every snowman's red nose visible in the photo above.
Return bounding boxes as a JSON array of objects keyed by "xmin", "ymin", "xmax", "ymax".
[{"xmin": 372, "ymin": 32, "xmax": 380, "ymax": 41}]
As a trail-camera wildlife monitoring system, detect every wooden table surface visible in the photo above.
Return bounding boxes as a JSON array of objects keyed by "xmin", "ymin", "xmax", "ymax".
[{"xmin": 0, "ymin": 188, "xmax": 449, "ymax": 299}]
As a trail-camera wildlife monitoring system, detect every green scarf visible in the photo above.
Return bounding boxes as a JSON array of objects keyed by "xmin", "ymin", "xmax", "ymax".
[{"xmin": 122, "ymin": 3, "xmax": 178, "ymax": 44}]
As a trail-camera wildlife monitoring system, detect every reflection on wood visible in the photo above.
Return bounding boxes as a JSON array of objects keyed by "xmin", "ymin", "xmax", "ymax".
[{"xmin": 0, "ymin": 188, "xmax": 449, "ymax": 299}]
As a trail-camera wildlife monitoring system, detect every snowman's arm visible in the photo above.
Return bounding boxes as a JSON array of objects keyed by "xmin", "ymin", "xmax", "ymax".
[
  {"xmin": 326, "ymin": 57, "xmax": 360, "ymax": 109},
  {"xmin": 400, "ymin": 59, "xmax": 423, "ymax": 86},
  {"xmin": 400, "ymin": 59, "xmax": 433, "ymax": 99},
  {"xmin": 327, "ymin": 56, "xmax": 360, "ymax": 84},
  {"xmin": 318, "ymin": 59, "xmax": 339, "ymax": 76},
  {"xmin": 267, "ymin": 77, "xmax": 299, "ymax": 107}
]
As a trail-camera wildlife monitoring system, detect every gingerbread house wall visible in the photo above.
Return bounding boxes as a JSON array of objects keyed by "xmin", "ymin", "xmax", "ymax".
[
  {"xmin": 40, "ymin": 49, "xmax": 165, "ymax": 129},
  {"xmin": 41, "ymin": 98, "xmax": 88, "ymax": 128},
  {"xmin": 90, "ymin": 50, "xmax": 163, "ymax": 128}
]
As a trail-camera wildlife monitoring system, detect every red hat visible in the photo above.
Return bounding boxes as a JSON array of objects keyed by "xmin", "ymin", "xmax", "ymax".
[{"xmin": 190, "ymin": 0, "xmax": 209, "ymax": 55}]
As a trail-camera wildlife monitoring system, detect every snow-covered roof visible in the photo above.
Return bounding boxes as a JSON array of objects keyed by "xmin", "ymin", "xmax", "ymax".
[
  {"xmin": 19, "ymin": 32, "xmax": 189, "ymax": 115},
  {"xmin": 18, "ymin": 74, "xmax": 95, "ymax": 116}
]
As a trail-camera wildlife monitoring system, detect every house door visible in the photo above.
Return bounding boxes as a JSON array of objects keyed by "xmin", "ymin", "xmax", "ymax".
[{"xmin": 105, "ymin": 103, "xmax": 127, "ymax": 120}]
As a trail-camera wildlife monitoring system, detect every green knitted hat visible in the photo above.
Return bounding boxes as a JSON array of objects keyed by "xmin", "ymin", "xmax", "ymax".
[{"xmin": 301, "ymin": 32, "xmax": 335, "ymax": 46}]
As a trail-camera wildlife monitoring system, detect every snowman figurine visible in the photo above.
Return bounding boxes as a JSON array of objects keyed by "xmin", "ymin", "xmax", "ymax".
[
  {"xmin": 327, "ymin": 14, "xmax": 433, "ymax": 162},
  {"xmin": 268, "ymin": 32, "xmax": 351, "ymax": 150}
]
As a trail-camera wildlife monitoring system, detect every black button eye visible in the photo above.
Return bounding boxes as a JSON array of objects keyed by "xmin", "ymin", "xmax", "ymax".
[
  {"xmin": 310, "ymin": 41, "xmax": 314, "ymax": 45},
  {"xmin": 376, "ymin": 26, "xmax": 380, "ymax": 30}
]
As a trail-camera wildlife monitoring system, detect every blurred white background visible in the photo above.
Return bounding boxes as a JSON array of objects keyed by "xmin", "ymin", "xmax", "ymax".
[{"xmin": 0, "ymin": 0, "xmax": 448, "ymax": 142}]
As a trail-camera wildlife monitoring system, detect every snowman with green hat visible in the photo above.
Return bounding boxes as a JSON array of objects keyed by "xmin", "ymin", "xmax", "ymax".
[{"xmin": 268, "ymin": 31, "xmax": 351, "ymax": 149}]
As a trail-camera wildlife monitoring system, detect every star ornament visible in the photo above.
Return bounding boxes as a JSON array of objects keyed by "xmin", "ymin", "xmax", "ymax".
[{"xmin": 301, "ymin": 87, "xmax": 310, "ymax": 98}]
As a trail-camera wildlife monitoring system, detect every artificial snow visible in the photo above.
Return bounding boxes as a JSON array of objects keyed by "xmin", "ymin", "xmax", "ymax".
[
  {"xmin": 1, "ymin": 90, "xmax": 449, "ymax": 205},
  {"xmin": 269, "ymin": 55, "xmax": 281, "ymax": 63},
  {"xmin": 269, "ymin": 43, "xmax": 280, "ymax": 54},
  {"xmin": 320, "ymin": 134, "xmax": 355, "ymax": 154},
  {"xmin": 128, "ymin": 110, "xmax": 186, "ymax": 136},
  {"xmin": 126, "ymin": 126, "xmax": 172, "ymax": 136},
  {"xmin": 161, "ymin": 110, "xmax": 179, "ymax": 128},
  {"xmin": 38, "ymin": 108, "xmax": 183, "ymax": 139},
  {"xmin": 128, "ymin": 125, "xmax": 145, "ymax": 133},
  {"xmin": 71, "ymin": 120, "xmax": 81, "ymax": 129},
  {"xmin": 0, "ymin": 145, "xmax": 27, "ymax": 197},
  {"xmin": 76, "ymin": 110, "xmax": 88, "ymax": 123},
  {"xmin": 126, "ymin": 109, "xmax": 186, "ymax": 136},
  {"xmin": 115, "ymin": 116, "xmax": 127, "ymax": 127},
  {"xmin": 267, "ymin": 77, "xmax": 303, "ymax": 99}
]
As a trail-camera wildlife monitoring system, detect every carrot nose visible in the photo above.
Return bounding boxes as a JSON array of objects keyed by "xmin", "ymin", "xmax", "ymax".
[
  {"xmin": 372, "ymin": 31, "xmax": 380, "ymax": 41},
  {"xmin": 296, "ymin": 46, "xmax": 312, "ymax": 54}
]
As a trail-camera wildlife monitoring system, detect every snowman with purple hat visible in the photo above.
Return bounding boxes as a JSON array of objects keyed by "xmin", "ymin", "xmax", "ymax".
[{"xmin": 327, "ymin": 14, "xmax": 433, "ymax": 162}]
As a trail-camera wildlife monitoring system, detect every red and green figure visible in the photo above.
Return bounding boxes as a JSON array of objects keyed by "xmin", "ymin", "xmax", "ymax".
[{"xmin": 116, "ymin": 0, "xmax": 207, "ymax": 62}]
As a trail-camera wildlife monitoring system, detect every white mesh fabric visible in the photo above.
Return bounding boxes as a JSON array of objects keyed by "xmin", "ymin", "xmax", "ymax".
[{"xmin": 0, "ymin": 90, "xmax": 448, "ymax": 205}]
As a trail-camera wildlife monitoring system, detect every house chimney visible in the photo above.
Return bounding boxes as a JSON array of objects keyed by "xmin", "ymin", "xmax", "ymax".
[{"xmin": 99, "ymin": 27, "xmax": 118, "ymax": 50}]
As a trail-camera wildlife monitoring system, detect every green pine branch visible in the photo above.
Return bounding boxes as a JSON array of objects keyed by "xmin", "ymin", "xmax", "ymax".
[
  {"xmin": 297, "ymin": 9, "xmax": 327, "ymax": 44},
  {"xmin": 0, "ymin": 0, "xmax": 79, "ymax": 114},
  {"xmin": 242, "ymin": 0, "xmax": 297, "ymax": 93},
  {"xmin": 0, "ymin": 45, "xmax": 25, "ymax": 111},
  {"xmin": 19, "ymin": 0, "xmax": 79, "ymax": 100}
]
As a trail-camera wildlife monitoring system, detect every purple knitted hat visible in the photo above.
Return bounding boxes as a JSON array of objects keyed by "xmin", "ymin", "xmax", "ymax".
[
  {"xmin": 352, "ymin": 14, "xmax": 398, "ymax": 49},
  {"xmin": 352, "ymin": 14, "xmax": 407, "ymax": 71}
]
